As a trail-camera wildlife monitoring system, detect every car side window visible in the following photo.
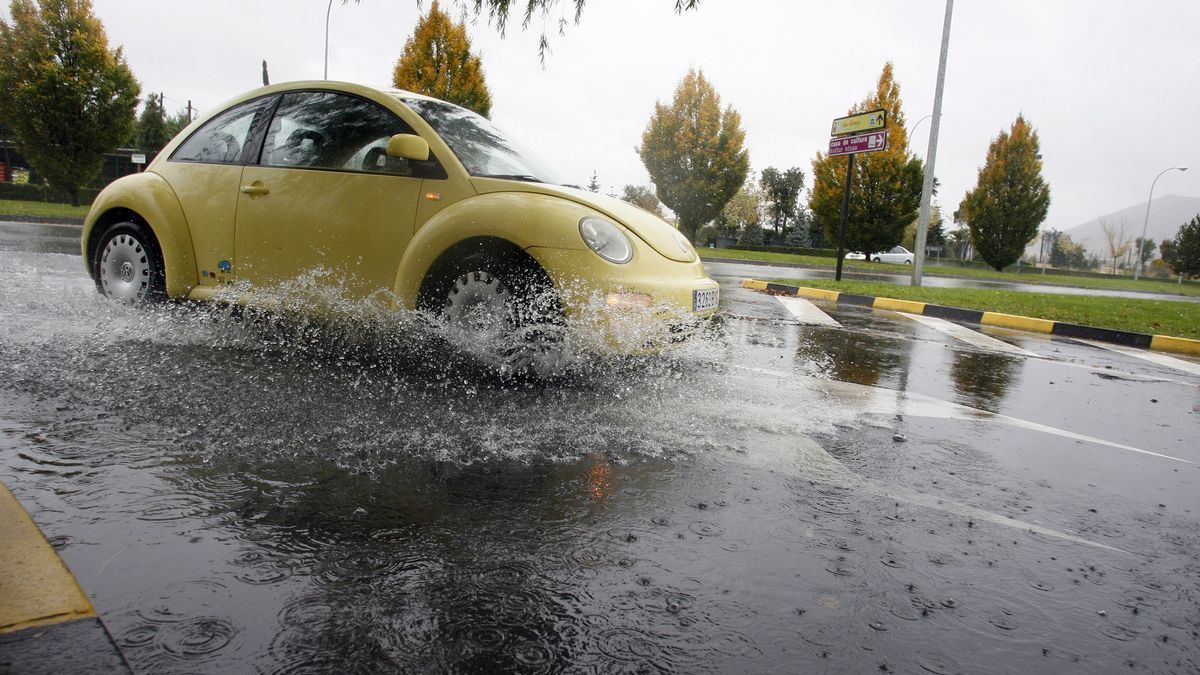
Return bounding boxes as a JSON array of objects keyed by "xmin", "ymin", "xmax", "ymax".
[
  {"xmin": 259, "ymin": 91, "xmax": 445, "ymax": 179},
  {"xmin": 171, "ymin": 97, "xmax": 274, "ymax": 165}
]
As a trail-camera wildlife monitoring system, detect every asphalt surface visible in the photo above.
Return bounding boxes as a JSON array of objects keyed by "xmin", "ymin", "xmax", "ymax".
[{"xmin": 1, "ymin": 220, "xmax": 1198, "ymax": 673}]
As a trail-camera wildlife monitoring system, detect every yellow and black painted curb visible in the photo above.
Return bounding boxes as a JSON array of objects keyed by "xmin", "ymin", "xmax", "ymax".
[
  {"xmin": 0, "ymin": 481, "xmax": 130, "ymax": 673},
  {"xmin": 741, "ymin": 279, "xmax": 1200, "ymax": 357}
]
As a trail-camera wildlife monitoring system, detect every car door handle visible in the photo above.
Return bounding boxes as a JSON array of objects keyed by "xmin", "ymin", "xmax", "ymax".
[{"xmin": 240, "ymin": 184, "xmax": 269, "ymax": 196}]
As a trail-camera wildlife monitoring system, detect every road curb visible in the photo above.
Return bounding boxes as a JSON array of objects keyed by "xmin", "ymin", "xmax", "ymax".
[
  {"xmin": 0, "ymin": 214, "xmax": 85, "ymax": 226},
  {"xmin": 741, "ymin": 279, "xmax": 1200, "ymax": 357},
  {"xmin": 0, "ymin": 481, "xmax": 129, "ymax": 672}
]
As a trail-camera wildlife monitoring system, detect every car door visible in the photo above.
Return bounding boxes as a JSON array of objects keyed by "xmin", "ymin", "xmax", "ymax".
[
  {"xmin": 234, "ymin": 90, "xmax": 437, "ymax": 299},
  {"xmin": 154, "ymin": 95, "xmax": 275, "ymax": 288}
]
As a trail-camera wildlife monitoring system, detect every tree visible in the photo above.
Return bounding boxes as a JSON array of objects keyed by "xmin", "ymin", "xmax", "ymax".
[
  {"xmin": 586, "ymin": 170, "xmax": 600, "ymax": 192},
  {"xmin": 392, "ymin": 0, "xmax": 492, "ymax": 117},
  {"xmin": 0, "ymin": 0, "xmax": 139, "ymax": 205},
  {"xmin": 1046, "ymin": 231, "xmax": 1087, "ymax": 269},
  {"xmin": 718, "ymin": 180, "xmax": 762, "ymax": 238},
  {"xmin": 135, "ymin": 93, "xmax": 169, "ymax": 158},
  {"xmin": 1159, "ymin": 238, "xmax": 1180, "ymax": 274},
  {"xmin": 759, "ymin": 166, "xmax": 805, "ymax": 236},
  {"xmin": 619, "ymin": 184, "xmax": 663, "ymax": 217},
  {"xmin": 164, "ymin": 111, "xmax": 191, "ymax": 141},
  {"xmin": 958, "ymin": 114, "xmax": 1050, "ymax": 270},
  {"xmin": 1099, "ymin": 217, "xmax": 1131, "ymax": 273},
  {"xmin": 638, "ymin": 68, "xmax": 749, "ymax": 242},
  {"xmin": 1165, "ymin": 215, "xmax": 1200, "ymax": 277},
  {"xmin": 1132, "ymin": 237, "xmax": 1155, "ymax": 268},
  {"xmin": 809, "ymin": 63, "xmax": 923, "ymax": 257},
  {"xmin": 438, "ymin": 0, "xmax": 700, "ymax": 62}
]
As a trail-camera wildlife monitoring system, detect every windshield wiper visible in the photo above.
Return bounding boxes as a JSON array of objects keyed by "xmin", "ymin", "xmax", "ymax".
[{"xmin": 479, "ymin": 173, "xmax": 542, "ymax": 183}]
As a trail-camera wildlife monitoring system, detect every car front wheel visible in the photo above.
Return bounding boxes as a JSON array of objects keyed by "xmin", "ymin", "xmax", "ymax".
[
  {"xmin": 93, "ymin": 222, "xmax": 166, "ymax": 305},
  {"xmin": 434, "ymin": 252, "xmax": 563, "ymax": 376}
]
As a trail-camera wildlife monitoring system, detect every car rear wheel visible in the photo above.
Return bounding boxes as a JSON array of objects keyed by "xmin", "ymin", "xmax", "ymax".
[
  {"xmin": 434, "ymin": 252, "xmax": 563, "ymax": 376},
  {"xmin": 93, "ymin": 222, "xmax": 166, "ymax": 305},
  {"xmin": 872, "ymin": 257, "xmax": 881, "ymax": 263}
]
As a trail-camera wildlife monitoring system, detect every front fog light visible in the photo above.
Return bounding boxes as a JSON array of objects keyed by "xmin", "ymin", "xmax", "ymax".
[
  {"xmin": 604, "ymin": 292, "xmax": 652, "ymax": 309},
  {"xmin": 579, "ymin": 216, "xmax": 633, "ymax": 264}
]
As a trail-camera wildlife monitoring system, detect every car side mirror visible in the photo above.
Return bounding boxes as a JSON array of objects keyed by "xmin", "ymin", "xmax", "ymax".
[{"xmin": 386, "ymin": 134, "xmax": 429, "ymax": 161}]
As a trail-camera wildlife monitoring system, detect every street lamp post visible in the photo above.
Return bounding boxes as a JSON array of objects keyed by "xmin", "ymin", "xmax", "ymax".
[
  {"xmin": 906, "ymin": 114, "xmax": 933, "ymax": 154},
  {"xmin": 324, "ymin": 0, "xmax": 334, "ymax": 80},
  {"xmin": 1134, "ymin": 165, "xmax": 1188, "ymax": 280}
]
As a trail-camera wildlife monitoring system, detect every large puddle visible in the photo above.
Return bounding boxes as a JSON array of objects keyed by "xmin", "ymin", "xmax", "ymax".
[{"xmin": 2, "ymin": 251, "xmax": 1198, "ymax": 673}]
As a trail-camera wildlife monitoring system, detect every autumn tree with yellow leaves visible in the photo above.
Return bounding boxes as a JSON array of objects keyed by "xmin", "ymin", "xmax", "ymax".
[
  {"xmin": 638, "ymin": 68, "xmax": 749, "ymax": 243},
  {"xmin": 393, "ymin": 1, "xmax": 492, "ymax": 117},
  {"xmin": 809, "ymin": 63, "xmax": 923, "ymax": 257},
  {"xmin": 958, "ymin": 115, "xmax": 1050, "ymax": 270}
]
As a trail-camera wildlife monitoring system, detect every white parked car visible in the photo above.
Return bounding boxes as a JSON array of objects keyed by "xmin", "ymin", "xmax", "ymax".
[{"xmin": 845, "ymin": 246, "xmax": 914, "ymax": 264}]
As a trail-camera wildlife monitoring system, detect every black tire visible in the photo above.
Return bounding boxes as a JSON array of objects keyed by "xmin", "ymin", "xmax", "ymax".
[
  {"xmin": 92, "ymin": 221, "xmax": 167, "ymax": 305},
  {"xmin": 904, "ymin": 259, "xmax": 912, "ymax": 265},
  {"xmin": 872, "ymin": 257, "xmax": 881, "ymax": 263},
  {"xmin": 428, "ymin": 251, "xmax": 562, "ymax": 376}
]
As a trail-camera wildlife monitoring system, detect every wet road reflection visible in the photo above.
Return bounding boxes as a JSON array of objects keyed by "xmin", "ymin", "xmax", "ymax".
[{"xmin": 1, "ymin": 249, "xmax": 1198, "ymax": 673}]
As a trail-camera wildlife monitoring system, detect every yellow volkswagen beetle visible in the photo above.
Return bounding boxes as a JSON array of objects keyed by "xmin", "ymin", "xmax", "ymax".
[{"xmin": 82, "ymin": 81, "xmax": 718, "ymax": 359}]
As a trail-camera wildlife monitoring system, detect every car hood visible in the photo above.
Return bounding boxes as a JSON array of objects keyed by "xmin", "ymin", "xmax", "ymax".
[{"xmin": 470, "ymin": 178, "xmax": 696, "ymax": 263}]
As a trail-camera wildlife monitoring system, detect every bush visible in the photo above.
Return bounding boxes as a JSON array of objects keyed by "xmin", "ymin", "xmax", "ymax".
[
  {"xmin": 0, "ymin": 181, "xmax": 99, "ymax": 205},
  {"xmin": 727, "ymin": 244, "xmax": 840, "ymax": 259}
]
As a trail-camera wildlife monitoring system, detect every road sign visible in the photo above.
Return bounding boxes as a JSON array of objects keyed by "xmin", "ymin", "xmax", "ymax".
[
  {"xmin": 831, "ymin": 109, "xmax": 886, "ymax": 137},
  {"xmin": 131, "ymin": 153, "xmax": 147, "ymax": 165},
  {"xmin": 828, "ymin": 130, "xmax": 888, "ymax": 157}
]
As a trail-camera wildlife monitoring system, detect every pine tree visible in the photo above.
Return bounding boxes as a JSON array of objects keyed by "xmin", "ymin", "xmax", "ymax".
[
  {"xmin": 0, "ymin": 0, "xmax": 139, "ymax": 204},
  {"xmin": 638, "ymin": 68, "xmax": 749, "ymax": 243},
  {"xmin": 393, "ymin": 0, "xmax": 492, "ymax": 117},
  {"xmin": 1166, "ymin": 215, "xmax": 1200, "ymax": 277},
  {"xmin": 808, "ymin": 63, "xmax": 923, "ymax": 257},
  {"xmin": 958, "ymin": 115, "xmax": 1051, "ymax": 271},
  {"xmin": 135, "ymin": 94, "xmax": 169, "ymax": 158}
]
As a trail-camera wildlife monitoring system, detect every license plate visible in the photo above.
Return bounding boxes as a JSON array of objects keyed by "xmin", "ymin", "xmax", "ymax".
[{"xmin": 692, "ymin": 287, "xmax": 719, "ymax": 312}]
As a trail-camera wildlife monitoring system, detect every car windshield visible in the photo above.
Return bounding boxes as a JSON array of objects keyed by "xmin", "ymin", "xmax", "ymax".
[{"xmin": 398, "ymin": 96, "xmax": 565, "ymax": 185}]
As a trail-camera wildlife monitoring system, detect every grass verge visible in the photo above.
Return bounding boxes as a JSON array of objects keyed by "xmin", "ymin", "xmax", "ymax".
[
  {"xmin": 701, "ymin": 247, "xmax": 1200, "ymax": 298},
  {"xmin": 0, "ymin": 199, "xmax": 90, "ymax": 220},
  {"xmin": 769, "ymin": 278, "xmax": 1200, "ymax": 340}
]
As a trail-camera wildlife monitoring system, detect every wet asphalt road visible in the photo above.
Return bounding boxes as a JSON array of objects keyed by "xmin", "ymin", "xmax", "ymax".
[{"xmin": 1, "ymin": 220, "xmax": 1198, "ymax": 673}]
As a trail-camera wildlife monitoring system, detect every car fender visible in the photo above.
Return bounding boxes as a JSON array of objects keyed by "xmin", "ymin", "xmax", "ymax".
[
  {"xmin": 393, "ymin": 191, "xmax": 593, "ymax": 309},
  {"xmin": 82, "ymin": 172, "xmax": 199, "ymax": 299}
]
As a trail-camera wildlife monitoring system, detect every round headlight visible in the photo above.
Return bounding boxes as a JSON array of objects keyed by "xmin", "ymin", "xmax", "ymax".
[{"xmin": 579, "ymin": 216, "xmax": 633, "ymax": 264}]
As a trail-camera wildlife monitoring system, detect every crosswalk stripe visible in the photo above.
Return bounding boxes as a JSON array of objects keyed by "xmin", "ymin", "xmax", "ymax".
[
  {"xmin": 898, "ymin": 312, "xmax": 1038, "ymax": 357},
  {"xmin": 774, "ymin": 296, "xmax": 841, "ymax": 326},
  {"xmin": 1075, "ymin": 339, "xmax": 1200, "ymax": 376}
]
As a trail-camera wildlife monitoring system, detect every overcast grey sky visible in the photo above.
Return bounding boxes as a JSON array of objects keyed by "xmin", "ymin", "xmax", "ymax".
[{"xmin": 11, "ymin": 0, "xmax": 1200, "ymax": 231}]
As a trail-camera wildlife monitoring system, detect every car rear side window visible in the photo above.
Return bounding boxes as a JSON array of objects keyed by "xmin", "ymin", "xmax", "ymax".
[
  {"xmin": 171, "ymin": 97, "xmax": 274, "ymax": 165},
  {"xmin": 259, "ymin": 91, "xmax": 444, "ymax": 178}
]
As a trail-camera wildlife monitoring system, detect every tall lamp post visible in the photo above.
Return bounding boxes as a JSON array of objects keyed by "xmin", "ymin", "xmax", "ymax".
[
  {"xmin": 324, "ymin": 0, "xmax": 334, "ymax": 79},
  {"xmin": 1134, "ymin": 165, "xmax": 1188, "ymax": 280},
  {"xmin": 907, "ymin": 114, "xmax": 933, "ymax": 156}
]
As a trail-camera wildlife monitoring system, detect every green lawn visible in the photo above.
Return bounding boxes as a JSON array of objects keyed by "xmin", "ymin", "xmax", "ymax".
[
  {"xmin": 700, "ymin": 247, "xmax": 1200, "ymax": 298},
  {"xmin": 0, "ymin": 199, "xmax": 90, "ymax": 220},
  {"xmin": 768, "ymin": 278, "xmax": 1200, "ymax": 340}
]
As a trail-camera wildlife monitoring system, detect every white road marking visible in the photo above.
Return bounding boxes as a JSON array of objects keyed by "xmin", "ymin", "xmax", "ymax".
[
  {"xmin": 734, "ymin": 364, "xmax": 1192, "ymax": 465},
  {"xmin": 774, "ymin": 296, "xmax": 841, "ymax": 326},
  {"xmin": 1075, "ymin": 339, "xmax": 1200, "ymax": 377},
  {"xmin": 898, "ymin": 312, "xmax": 1038, "ymax": 357}
]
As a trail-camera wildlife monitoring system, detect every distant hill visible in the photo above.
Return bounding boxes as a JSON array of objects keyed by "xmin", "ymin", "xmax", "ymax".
[{"xmin": 1062, "ymin": 194, "xmax": 1200, "ymax": 258}]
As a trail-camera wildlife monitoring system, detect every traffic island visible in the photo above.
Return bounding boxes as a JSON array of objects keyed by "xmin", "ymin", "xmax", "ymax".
[
  {"xmin": 742, "ymin": 279, "xmax": 1200, "ymax": 357},
  {"xmin": 0, "ymin": 481, "xmax": 129, "ymax": 673}
]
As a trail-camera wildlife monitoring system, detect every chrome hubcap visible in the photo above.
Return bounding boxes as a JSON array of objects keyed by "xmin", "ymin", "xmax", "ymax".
[
  {"xmin": 99, "ymin": 234, "xmax": 150, "ymax": 304},
  {"xmin": 444, "ymin": 271, "xmax": 514, "ymax": 341}
]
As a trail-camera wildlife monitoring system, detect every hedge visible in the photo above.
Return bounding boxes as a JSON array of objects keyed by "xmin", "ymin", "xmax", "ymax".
[{"xmin": 0, "ymin": 181, "xmax": 100, "ymax": 205}]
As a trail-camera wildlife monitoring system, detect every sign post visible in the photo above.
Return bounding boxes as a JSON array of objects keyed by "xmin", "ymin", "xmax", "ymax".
[{"xmin": 828, "ymin": 111, "xmax": 888, "ymax": 281}]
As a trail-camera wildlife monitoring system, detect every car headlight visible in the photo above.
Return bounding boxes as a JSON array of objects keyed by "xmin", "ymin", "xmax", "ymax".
[{"xmin": 579, "ymin": 216, "xmax": 633, "ymax": 264}]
